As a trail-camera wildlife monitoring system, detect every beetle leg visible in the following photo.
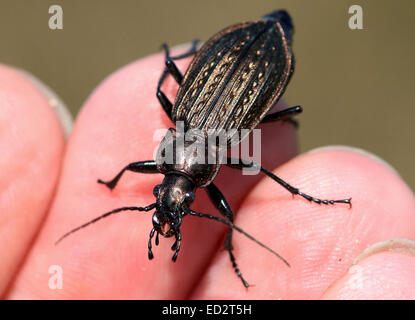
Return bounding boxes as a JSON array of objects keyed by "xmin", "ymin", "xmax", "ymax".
[
  {"xmin": 171, "ymin": 238, "xmax": 178, "ymax": 251},
  {"xmin": 97, "ymin": 160, "xmax": 158, "ymax": 190},
  {"xmin": 158, "ymin": 40, "xmax": 199, "ymax": 87},
  {"xmin": 206, "ymin": 183, "xmax": 250, "ymax": 287},
  {"xmin": 155, "ymin": 231, "xmax": 160, "ymax": 246},
  {"xmin": 169, "ymin": 39, "xmax": 199, "ymax": 60},
  {"xmin": 157, "ymin": 40, "xmax": 199, "ymax": 120},
  {"xmin": 227, "ymin": 158, "xmax": 352, "ymax": 207},
  {"xmin": 261, "ymin": 105, "xmax": 302, "ymax": 127},
  {"xmin": 172, "ymin": 231, "xmax": 182, "ymax": 262},
  {"xmin": 163, "ymin": 40, "xmax": 199, "ymax": 84},
  {"xmin": 156, "ymin": 90, "xmax": 173, "ymax": 120},
  {"xmin": 148, "ymin": 228, "xmax": 156, "ymax": 259},
  {"xmin": 165, "ymin": 56, "xmax": 184, "ymax": 85}
]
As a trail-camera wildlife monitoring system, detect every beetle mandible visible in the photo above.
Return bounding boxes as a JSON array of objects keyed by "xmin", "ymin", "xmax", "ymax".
[{"xmin": 57, "ymin": 10, "xmax": 351, "ymax": 287}]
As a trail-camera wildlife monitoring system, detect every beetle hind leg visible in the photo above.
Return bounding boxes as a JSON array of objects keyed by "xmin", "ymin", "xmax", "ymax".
[
  {"xmin": 156, "ymin": 40, "xmax": 199, "ymax": 120},
  {"xmin": 261, "ymin": 105, "xmax": 302, "ymax": 128}
]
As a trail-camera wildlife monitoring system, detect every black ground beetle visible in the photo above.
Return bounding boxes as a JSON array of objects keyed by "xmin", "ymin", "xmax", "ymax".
[{"xmin": 57, "ymin": 10, "xmax": 351, "ymax": 287}]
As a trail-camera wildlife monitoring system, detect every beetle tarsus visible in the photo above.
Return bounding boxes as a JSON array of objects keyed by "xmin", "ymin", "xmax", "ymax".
[
  {"xmin": 227, "ymin": 158, "xmax": 352, "ymax": 209},
  {"xmin": 97, "ymin": 160, "xmax": 158, "ymax": 191},
  {"xmin": 97, "ymin": 178, "xmax": 116, "ymax": 190},
  {"xmin": 206, "ymin": 183, "xmax": 250, "ymax": 287},
  {"xmin": 229, "ymin": 247, "xmax": 250, "ymax": 287},
  {"xmin": 261, "ymin": 105, "xmax": 302, "ymax": 128}
]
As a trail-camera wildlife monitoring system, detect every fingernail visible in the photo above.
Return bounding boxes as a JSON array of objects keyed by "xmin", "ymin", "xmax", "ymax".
[
  {"xmin": 307, "ymin": 145, "xmax": 401, "ymax": 177},
  {"xmin": 323, "ymin": 238, "xmax": 415, "ymax": 299},
  {"xmin": 351, "ymin": 238, "xmax": 415, "ymax": 266},
  {"xmin": 18, "ymin": 69, "xmax": 73, "ymax": 137}
]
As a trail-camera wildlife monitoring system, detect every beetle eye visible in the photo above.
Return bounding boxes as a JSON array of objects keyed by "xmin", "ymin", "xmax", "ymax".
[
  {"xmin": 152, "ymin": 214, "xmax": 160, "ymax": 226},
  {"xmin": 153, "ymin": 185, "xmax": 161, "ymax": 197},
  {"xmin": 184, "ymin": 192, "xmax": 195, "ymax": 203},
  {"xmin": 172, "ymin": 219, "xmax": 182, "ymax": 230}
]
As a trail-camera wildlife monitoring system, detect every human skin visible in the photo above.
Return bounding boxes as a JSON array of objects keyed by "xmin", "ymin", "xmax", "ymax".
[{"xmin": 1, "ymin": 49, "xmax": 415, "ymax": 299}]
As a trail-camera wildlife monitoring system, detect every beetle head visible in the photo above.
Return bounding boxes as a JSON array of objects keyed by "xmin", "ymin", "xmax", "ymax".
[{"xmin": 152, "ymin": 174, "xmax": 195, "ymax": 237}]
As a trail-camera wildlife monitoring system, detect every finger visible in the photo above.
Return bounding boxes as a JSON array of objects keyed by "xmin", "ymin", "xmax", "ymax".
[
  {"xmin": 0, "ymin": 65, "xmax": 66, "ymax": 296},
  {"xmin": 7, "ymin": 45, "xmax": 298, "ymax": 299},
  {"xmin": 191, "ymin": 147, "xmax": 415, "ymax": 299},
  {"xmin": 322, "ymin": 239, "xmax": 415, "ymax": 299}
]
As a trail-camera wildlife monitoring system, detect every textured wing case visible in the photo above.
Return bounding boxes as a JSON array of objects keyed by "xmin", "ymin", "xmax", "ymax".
[{"xmin": 171, "ymin": 18, "xmax": 294, "ymax": 145}]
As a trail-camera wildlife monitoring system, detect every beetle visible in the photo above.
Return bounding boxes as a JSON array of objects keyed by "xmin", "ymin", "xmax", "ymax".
[{"xmin": 56, "ymin": 10, "xmax": 351, "ymax": 287}]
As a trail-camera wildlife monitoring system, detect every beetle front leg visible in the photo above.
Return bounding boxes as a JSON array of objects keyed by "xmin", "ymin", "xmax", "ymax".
[
  {"xmin": 148, "ymin": 228, "xmax": 156, "ymax": 259},
  {"xmin": 97, "ymin": 160, "xmax": 158, "ymax": 190},
  {"xmin": 206, "ymin": 183, "xmax": 250, "ymax": 287}
]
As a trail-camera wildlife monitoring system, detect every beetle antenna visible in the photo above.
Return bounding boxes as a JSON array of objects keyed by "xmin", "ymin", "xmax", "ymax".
[
  {"xmin": 184, "ymin": 207, "xmax": 290, "ymax": 267},
  {"xmin": 55, "ymin": 204, "xmax": 156, "ymax": 245}
]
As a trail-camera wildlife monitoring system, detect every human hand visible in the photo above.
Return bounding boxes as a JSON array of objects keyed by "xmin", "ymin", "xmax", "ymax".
[{"xmin": 1, "ymin": 47, "xmax": 415, "ymax": 299}]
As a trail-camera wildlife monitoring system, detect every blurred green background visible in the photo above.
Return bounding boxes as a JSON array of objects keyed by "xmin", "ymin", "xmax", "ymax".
[{"xmin": 0, "ymin": 0, "xmax": 414, "ymax": 191}]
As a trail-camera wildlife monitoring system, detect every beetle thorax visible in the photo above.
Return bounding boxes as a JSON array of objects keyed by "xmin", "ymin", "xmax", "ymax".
[
  {"xmin": 156, "ymin": 128, "xmax": 222, "ymax": 187},
  {"xmin": 157, "ymin": 174, "xmax": 195, "ymax": 210}
]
